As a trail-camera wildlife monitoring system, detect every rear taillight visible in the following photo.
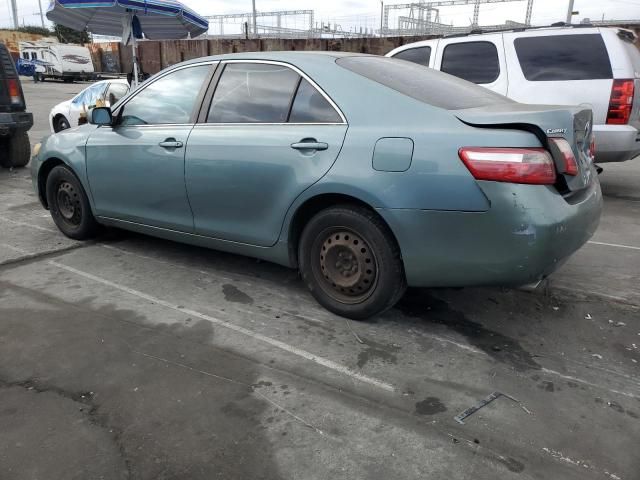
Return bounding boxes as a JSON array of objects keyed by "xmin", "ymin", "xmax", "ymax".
[
  {"xmin": 458, "ymin": 147, "xmax": 556, "ymax": 185},
  {"xmin": 606, "ymin": 79, "xmax": 634, "ymax": 125},
  {"xmin": 7, "ymin": 79, "xmax": 22, "ymax": 105},
  {"xmin": 548, "ymin": 138, "xmax": 578, "ymax": 175}
]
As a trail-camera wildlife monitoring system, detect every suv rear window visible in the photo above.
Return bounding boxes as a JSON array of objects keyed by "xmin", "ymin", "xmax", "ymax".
[
  {"xmin": 392, "ymin": 46, "xmax": 431, "ymax": 66},
  {"xmin": 336, "ymin": 56, "xmax": 513, "ymax": 110},
  {"xmin": 514, "ymin": 34, "xmax": 613, "ymax": 81},
  {"xmin": 441, "ymin": 41, "xmax": 500, "ymax": 84}
]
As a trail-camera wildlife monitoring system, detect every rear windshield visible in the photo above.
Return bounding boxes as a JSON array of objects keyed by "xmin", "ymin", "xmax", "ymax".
[
  {"xmin": 514, "ymin": 34, "xmax": 613, "ymax": 81},
  {"xmin": 336, "ymin": 56, "xmax": 513, "ymax": 110}
]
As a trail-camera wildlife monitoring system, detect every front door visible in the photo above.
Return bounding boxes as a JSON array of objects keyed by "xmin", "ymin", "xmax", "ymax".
[
  {"xmin": 185, "ymin": 62, "xmax": 348, "ymax": 247},
  {"xmin": 86, "ymin": 63, "xmax": 213, "ymax": 232}
]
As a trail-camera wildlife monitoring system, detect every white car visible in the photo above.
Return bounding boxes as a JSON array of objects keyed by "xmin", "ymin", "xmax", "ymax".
[
  {"xmin": 49, "ymin": 79, "xmax": 130, "ymax": 132},
  {"xmin": 387, "ymin": 25, "xmax": 640, "ymax": 163}
]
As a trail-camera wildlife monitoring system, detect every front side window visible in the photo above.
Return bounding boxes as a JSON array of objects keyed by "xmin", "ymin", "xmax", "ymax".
[
  {"xmin": 392, "ymin": 46, "xmax": 431, "ymax": 67},
  {"xmin": 120, "ymin": 65, "xmax": 211, "ymax": 126},
  {"xmin": 514, "ymin": 34, "xmax": 612, "ymax": 81},
  {"xmin": 441, "ymin": 41, "xmax": 500, "ymax": 84},
  {"xmin": 289, "ymin": 79, "xmax": 341, "ymax": 123},
  {"xmin": 207, "ymin": 63, "xmax": 300, "ymax": 123}
]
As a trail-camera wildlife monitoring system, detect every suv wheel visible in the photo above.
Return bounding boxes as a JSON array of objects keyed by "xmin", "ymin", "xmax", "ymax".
[
  {"xmin": 0, "ymin": 131, "xmax": 30, "ymax": 168},
  {"xmin": 46, "ymin": 165, "xmax": 98, "ymax": 240},
  {"xmin": 298, "ymin": 205, "xmax": 406, "ymax": 320}
]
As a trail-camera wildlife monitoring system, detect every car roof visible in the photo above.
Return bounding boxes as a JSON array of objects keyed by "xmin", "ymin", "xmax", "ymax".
[{"xmin": 176, "ymin": 50, "xmax": 362, "ymax": 66}]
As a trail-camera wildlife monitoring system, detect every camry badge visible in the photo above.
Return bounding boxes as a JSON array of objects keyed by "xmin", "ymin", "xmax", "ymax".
[{"xmin": 546, "ymin": 128, "xmax": 567, "ymax": 135}]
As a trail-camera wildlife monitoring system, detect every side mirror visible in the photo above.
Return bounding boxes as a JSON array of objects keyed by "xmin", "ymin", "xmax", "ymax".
[{"xmin": 91, "ymin": 107, "xmax": 113, "ymax": 126}]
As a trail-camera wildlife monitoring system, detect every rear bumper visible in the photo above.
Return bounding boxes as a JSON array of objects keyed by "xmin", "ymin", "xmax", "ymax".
[
  {"xmin": 593, "ymin": 124, "xmax": 640, "ymax": 163},
  {"xmin": 378, "ymin": 177, "xmax": 602, "ymax": 288},
  {"xmin": 0, "ymin": 111, "xmax": 33, "ymax": 136}
]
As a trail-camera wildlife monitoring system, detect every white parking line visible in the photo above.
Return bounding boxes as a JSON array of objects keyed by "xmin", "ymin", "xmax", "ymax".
[
  {"xmin": 588, "ymin": 240, "xmax": 640, "ymax": 251},
  {"xmin": 48, "ymin": 260, "xmax": 396, "ymax": 393}
]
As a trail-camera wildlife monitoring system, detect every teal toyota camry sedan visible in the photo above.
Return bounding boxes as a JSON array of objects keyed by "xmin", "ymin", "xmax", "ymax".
[{"xmin": 31, "ymin": 52, "xmax": 602, "ymax": 319}]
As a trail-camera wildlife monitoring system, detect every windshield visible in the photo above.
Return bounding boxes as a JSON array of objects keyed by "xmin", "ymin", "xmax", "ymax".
[{"xmin": 336, "ymin": 55, "xmax": 513, "ymax": 110}]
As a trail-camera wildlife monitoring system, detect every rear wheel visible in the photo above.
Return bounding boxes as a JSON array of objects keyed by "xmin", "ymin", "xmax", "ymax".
[
  {"xmin": 46, "ymin": 165, "xmax": 98, "ymax": 240},
  {"xmin": 299, "ymin": 205, "xmax": 406, "ymax": 320},
  {"xmin": 0, "ymin": 132, "xmax": 30, "ymax": 168}
]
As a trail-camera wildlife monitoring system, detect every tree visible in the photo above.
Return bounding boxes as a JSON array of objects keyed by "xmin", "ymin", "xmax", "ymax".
[
  {"xmin": 54, "ymin": 24, "xmax": 90, "ymax": 44},
  {"xmin": 16, "ymin": 26, "xmax": 53, "ymax": 36}
]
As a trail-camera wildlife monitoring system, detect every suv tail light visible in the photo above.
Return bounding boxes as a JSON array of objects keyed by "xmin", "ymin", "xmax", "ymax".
[
  {"xmin": 606, "ymin": 79, "xmax": 634, "ymax": 125},
  {"xmin": 458, "ymin": 147, "xmax": 556, "ymax": 185},
  {"xmin": 548, "ymin": 138, "xmax": 579, "ymax": 175},
  {"xmin": 7, "ymin": 78, "xmax": 21, "ymax": 105}
]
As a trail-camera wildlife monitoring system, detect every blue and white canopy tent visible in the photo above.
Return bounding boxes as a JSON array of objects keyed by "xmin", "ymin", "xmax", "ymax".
[{"xmin": 46, "ymin": 0, "xmax": 209, "ymax": 87}]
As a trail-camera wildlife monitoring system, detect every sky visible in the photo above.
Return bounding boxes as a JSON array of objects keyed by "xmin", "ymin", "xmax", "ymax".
[{"xmin": 2, "ymin": 0, "xmax": 640, "ymax": 33}]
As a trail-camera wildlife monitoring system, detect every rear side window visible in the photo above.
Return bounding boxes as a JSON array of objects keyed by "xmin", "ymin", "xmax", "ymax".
[
  {"xmin": 514, "ymin": 34, "xmax": 612, "ymax": 81},
  {"xmin": 336, "ymin": 56, "xmax": 513, "ymax": 110},
  {"xmin": 208, "ymin": 63, "xmax": 300, "ymax": 123},
  {"xmin": 289, "ymin": 79, "xmax": 341, "ymax": 123},
  {"xmin": 441, "ymin": 42, "xmax": 500, "ymax": 84},
  {"xmin": 392, "ymin": 46, "xmax": 431, "ymax": 66}
]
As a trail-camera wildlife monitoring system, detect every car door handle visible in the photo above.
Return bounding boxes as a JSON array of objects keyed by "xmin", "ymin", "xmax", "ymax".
[
  {"xmin": 159, "ymin": 139, "xmax": 183, "ymax": 149},
  {"xmin": 290, "ymin": 141, "xmax": 328, "ymax": 151}
]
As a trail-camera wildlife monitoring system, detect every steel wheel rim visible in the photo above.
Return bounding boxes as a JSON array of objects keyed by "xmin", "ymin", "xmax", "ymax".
[
  {"xmin": 59, "ymin": 119, "xmax": 69, "ymax": 130},
  {"xmin": 56, "ymin": 181, "xmax": 82, "ymax": 226},
  {"xmin": 313, "ymin": 228, "xmax": 378, "ymax": 304}
]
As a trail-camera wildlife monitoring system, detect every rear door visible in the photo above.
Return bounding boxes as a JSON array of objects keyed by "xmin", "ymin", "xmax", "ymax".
[
  {"xmin": 433, "ymin": 34, "xmax": 508, "ymax": 95},
  {"xmin": 185, "ymin": 61, "xmax": 348, "ymax": 247},
  {"xmin": 504, "ymin": 29, "xmax": 613, "ymax": 125}
]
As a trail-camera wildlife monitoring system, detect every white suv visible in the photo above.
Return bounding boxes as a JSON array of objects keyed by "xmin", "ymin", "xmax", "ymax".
[{"xmin": 387, "ymin": 26, "xmax": 640, "ymax": 163}]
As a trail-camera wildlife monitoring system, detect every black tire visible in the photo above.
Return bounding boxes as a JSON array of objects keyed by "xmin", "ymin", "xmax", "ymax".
[
  {"xmin": 299, "ymin": 205, "xmax": 406, "ymax": 320},
  {"xmin": 38, "ymin": 73, "xmax": 46, "ymax": 82},
  {"xmin": 0, "ymin": 131, "xmax": 30, "ymax": 168},
  {"xmin": 46, "ymin": 165, "xmax": 98, "ymax": 240},
  {"xmin": 0, "ymin": 139, "xmax": 8, "ymax": 168},
  {"xmin": 55, "ymin": 116, "xmax": 70, "ymax": 132}
]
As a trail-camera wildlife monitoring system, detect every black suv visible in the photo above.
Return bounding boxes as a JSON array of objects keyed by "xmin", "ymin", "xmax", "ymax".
[{"xmin": 0, "ymin": 41, "xmax": 33, "ymax": 168}]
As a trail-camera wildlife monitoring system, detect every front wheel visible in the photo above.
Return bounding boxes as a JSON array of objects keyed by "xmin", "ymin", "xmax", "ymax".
[
  {"xmin": 299, "ymin": 205, "xmax": 406, "ymax": 320},
  {"xmin": 46, "ymin": 165, "xmax": 98, "ymax": 240},
  {"xmin": 55, "ymin": 116, "xmax": 70, "ymax": 132}
]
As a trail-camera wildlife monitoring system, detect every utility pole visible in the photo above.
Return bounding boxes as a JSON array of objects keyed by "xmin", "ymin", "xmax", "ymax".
[
  {"xmin": 380, "ymin": 1, "xmax": 384, "ymax": 37},
  {"xmin": 38, "ymin": 0, "xmax": 45, "ymax": 28},
  {"xmin": 9, "ymin": 0, "xmax": 18, "ymax": 29},
  {"xmin": 251, "ymin": 0, "xmax": 258, "ymax": 38},
  {"xmin": 566, "ymin": 0, "xmax": 575, "ymax": 23}
]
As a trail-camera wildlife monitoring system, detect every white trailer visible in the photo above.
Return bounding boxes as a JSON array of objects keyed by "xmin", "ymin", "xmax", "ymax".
[{"xmin": 19, "ymin": 41, "xmax": 96, "ymax": 82}]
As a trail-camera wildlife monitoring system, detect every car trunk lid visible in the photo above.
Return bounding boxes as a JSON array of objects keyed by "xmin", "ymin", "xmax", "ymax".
[{"xmin": 454, "ymin": 103, "xmax": 595, "ymax": 193}]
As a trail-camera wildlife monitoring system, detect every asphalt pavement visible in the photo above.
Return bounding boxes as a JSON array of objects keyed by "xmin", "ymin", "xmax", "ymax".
[{"xmin": 0, "ymin": 79, "xmax": 638, "ymax": 480}]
